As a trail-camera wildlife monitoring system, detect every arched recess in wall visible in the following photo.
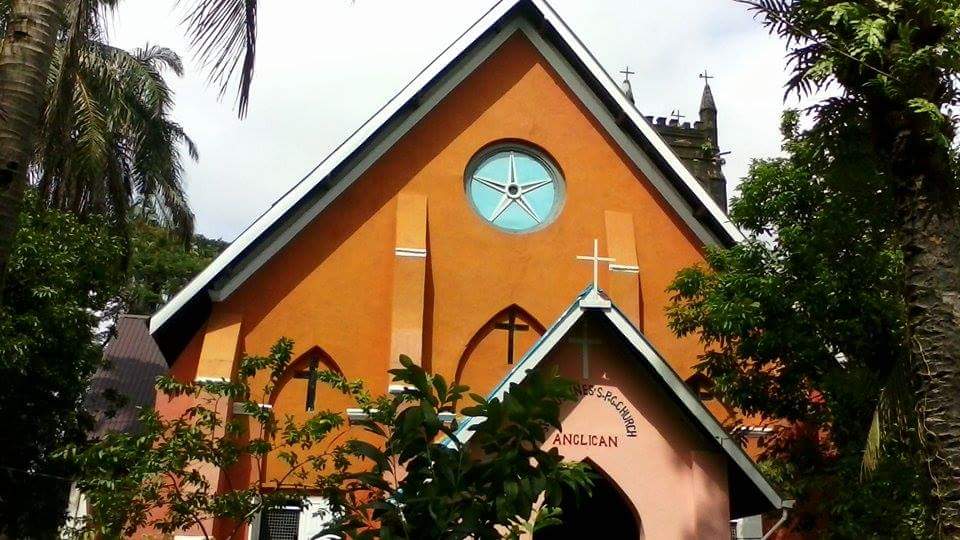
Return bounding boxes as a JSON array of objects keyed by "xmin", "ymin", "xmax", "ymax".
[
  {"xmin": 269, "ymin": 346, "xmax": 344, "ymax": 413},
  {"xmin": 263, "ymin": 346, "xmax": 349, "ymax": 485},
  {"xmin": 534, "ymin": 458, "xmax": 643, "ymax": 539},
  {"xmin": 454, "ymin": 305, "xmax": 545, "ymax": 396}
]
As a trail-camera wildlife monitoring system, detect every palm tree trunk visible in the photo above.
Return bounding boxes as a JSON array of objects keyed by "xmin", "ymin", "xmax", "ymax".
[
  {"xmin": 0, "ymin": 0, "xmax": 64, "ymax": 286},
  {"xmin": 898, "ymin": 173, "xmax": 960, "ymax": 537}
]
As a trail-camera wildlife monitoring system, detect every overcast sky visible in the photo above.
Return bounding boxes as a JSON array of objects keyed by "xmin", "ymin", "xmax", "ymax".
[{"xmin": 108, "ymin": 0, "xmax": 794, "ymax": 241}]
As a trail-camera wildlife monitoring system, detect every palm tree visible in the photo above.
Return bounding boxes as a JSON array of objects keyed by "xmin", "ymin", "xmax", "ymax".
[
  {"xmin": 35, "ymin": 40, "xmax": 198, "ymax": 239},
  {"xmin": 0, "ymin": 0, "xmax": 68, "ymax": 284},
  {"xmin": 0, "ymin": 0, "xmax": 257, "ymax": 284},
  {"xmin": 740, "ymin": 1, "xmax": 960, "ymax": 533}
]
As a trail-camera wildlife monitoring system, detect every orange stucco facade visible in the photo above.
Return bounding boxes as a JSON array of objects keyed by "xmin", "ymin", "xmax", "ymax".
[
  {"xmin": 167, "ymin": 33, "xmax": 709, "ymax": 384},
  {"xmin": 153, "ymin": 31, "xmax": 764, "ymax": 539}
]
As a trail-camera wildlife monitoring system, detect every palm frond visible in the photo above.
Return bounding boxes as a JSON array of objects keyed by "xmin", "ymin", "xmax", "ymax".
[
  {"xmin": 137, "ymin": 44, "xmax": 184, "ymax": 77},
  {"xmin": 180, "ymin": 0, "xmax": 258, "ymax": 117},
  {"xmin": 735, "ymin": 1, "xmax": 794, "ymax": 38},
  {"xmin": 30, "ymin": 22, "xmax": 197, "ymax": 240},
  {"xmin": 862, "ymin": 355, "xmax": 916, "ymax": 477}
]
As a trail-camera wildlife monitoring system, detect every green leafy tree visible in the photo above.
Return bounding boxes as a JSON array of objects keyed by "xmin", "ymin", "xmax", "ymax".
[
  {"xmin": 70, "ymin": 342, "xmax": 591, "ymax": 539},
  {"xmin": 0, "ymin": 195, "xmax": 221, "ymax": 537},
  {"xmin": 0, "ymin": 192, "xmax": 124, "ymax": 538},
  {"xmin": 68, "ymin": 338, "xmax": 358, "ymax": 539},
  {"xmin": 116, "ymin": 220, "xmax": 226, "ymax": 317},
  {"xmin": 669, "ymin": 113, "xmax": 931, "ymax": 537},
  {"xmin": 735, "ymin": 1, "xmax": 960, "ymax": 534},
  {"xmin": 325, "ymin": 356, "xmax": 593, "ymax": 539}
]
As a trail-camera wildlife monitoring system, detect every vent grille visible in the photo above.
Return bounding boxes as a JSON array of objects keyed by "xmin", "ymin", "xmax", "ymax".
[{"xmin": 259, "ymin": 508, "xmax": 300, "ymax": 540}]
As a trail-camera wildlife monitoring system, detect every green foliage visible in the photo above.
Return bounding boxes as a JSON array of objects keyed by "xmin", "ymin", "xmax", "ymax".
[
  {"xmin": 69, "ymin": 337, "xmax": 360, "ymax": 538},
  {"xmin": 35, "ymin": 36, "xmax": 198, "ymax": 240},
  {"xmin": 760, "ymin": 433, "xmax": 931, "ymax": 538},
  {"xmin": 0, "ymin": 195, "xmax": 218, "ymax": 537},
  {"xmin": 70, "ymin": 344, "xmax": 590, "ymax": 539},
  {"xmin": 670, "ymin": 113, "xmax": 902, "ymax": 429},
  {"xmin": 0, "ymin": 194, "xmax": 125, "ymax": 538},
  {"xmin": 668, "ymin": 115, "xmax": 932, "ymax": 537},
  {"xmin": 325, "ymin": 355, "xmax": 593, "ymax": 539},
  {"xmin": 115, "ymin": 220, "xmax": 226, "ymax": 317},
  {"xmin": 726, "ymin": 0, "xmax": 960, "ymax": 533}
]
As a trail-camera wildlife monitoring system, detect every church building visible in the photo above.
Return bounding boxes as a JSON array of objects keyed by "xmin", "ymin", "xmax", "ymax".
[{"xmin": 148, "ymin": 0, "xmax": 790, "ymax": 537}]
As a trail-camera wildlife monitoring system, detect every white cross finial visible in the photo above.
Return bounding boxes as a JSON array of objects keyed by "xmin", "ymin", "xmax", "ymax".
[{"xmin": 576, "ymin": 239, "xmax": 615, "ymax": 308}]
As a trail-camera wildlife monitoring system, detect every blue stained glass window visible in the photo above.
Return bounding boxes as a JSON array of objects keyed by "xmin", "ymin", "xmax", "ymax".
[{"xmin": 466, "ymin": 148, "xmax": 562, "ymax": 232}]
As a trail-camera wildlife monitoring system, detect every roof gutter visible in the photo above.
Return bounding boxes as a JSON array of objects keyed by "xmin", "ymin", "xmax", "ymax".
[{"xmin": 761, "ymin": 500, "xmax": 795, "ymax": 540}]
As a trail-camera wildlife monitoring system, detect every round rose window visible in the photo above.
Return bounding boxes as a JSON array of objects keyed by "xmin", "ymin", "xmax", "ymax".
[{"xmin": 465, "ymin": 146, "xmax": 563, "ymax": 232}]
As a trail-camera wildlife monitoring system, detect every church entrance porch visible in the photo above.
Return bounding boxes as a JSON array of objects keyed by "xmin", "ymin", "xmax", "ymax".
[{"xmin": 534, "ymin": 465, "xmax": 642, "ymax": 539}]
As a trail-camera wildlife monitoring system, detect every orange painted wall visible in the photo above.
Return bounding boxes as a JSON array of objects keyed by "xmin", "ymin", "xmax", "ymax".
[
  {"xmin": 158, "ymin": 32, "xmax": 726, "ymax": 529},
  {"xmin": 178, "ymin": 31, "xmax": 710, "ymax": 385}
]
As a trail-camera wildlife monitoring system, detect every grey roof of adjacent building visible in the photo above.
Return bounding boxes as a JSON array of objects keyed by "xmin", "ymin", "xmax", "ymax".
[{"xmin": 85, "ymin": 315, "xmax": 167, "ymax": 437}]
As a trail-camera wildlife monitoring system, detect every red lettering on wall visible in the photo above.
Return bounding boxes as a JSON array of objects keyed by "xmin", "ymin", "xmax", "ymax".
[{"xmin": 549, "ymin": 432, "xmax": 620, "ymax": 448}]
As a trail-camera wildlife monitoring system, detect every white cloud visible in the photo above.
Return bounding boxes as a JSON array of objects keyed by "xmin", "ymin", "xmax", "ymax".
[{"xmin": 108, "ymin": 0, "xmax": 795, "ymax": 240}]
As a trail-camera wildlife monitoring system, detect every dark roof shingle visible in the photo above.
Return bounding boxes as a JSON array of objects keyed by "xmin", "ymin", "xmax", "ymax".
[{"xmin": 85, "ymin": 315, "xmax": 168, "ymax": 436}]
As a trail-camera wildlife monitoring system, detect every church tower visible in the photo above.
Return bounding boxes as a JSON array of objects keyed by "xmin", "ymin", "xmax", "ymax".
[{"xmin": 642, "ymin": 75, "xmax": 728, "ymax": 211}]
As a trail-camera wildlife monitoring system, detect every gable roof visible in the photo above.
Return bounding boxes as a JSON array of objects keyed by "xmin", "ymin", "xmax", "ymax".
[
  {"xmin": 85, "ymin": 315, "xmax": 168, "ymax": 436},
  {"xmin": 445, "ymin": 287, "xmax": 785, "ymax": 519},
  {"xmin": 150, "ymin": 0, "xmax": 745, "ymax": 361}
]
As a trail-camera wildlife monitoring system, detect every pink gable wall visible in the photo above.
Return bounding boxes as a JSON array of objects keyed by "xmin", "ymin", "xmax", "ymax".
[{"xmin": 540, "ymin": 316, "xmax": 730, "ymax": 539}]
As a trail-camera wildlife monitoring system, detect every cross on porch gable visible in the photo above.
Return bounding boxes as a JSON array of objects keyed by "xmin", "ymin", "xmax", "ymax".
[
  {"xmin": 577, "ymin": 239, "xmax": 615, "ymax": 292},
  {"xmin": 570, "ymin": 321, "xmax": 601, "ymax": 380},
  {"xmin": 494, "ymin": 309, "xmax": 530, "ymax": 364},
  {"xmin": 293, "ymin": 357, "xmax": 320, "ymax": 412}
]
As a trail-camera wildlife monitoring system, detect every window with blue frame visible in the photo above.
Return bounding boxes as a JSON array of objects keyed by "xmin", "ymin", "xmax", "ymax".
[{"xmin": 465, "ymin": 145, "xmax": 563, "ymax": 232}]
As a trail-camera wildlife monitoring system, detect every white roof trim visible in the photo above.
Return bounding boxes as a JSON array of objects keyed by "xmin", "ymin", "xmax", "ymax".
[
  {"xmin": 445, "ymin": 290, "xmax": 783, "ymax": 511},
  {"xmin": 150, "ymin": 0, "xmax": 744, "ymax": 337}
]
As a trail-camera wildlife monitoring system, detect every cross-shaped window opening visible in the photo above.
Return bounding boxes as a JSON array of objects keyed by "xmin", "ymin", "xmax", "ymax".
[
  {"xmin": 292, "ymin": 356, "xmax": 320, "ymax": 412},
  {"xmin": 493, "ymin": 308, "xmax": 530, "ymax": 364}
]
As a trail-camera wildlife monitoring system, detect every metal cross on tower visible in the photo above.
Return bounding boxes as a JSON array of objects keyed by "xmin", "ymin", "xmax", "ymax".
[
  {"xmin": 670, "ymin": 109, "xmax": 685, "ymax": 123},
  {"xmin": 293, "ymin": 357, "xmax": 320, "ymax": 412},
  {"xmin": 699, "ymin": 69, "xmax": 714, "ymax": 82},
  {"xmin": 619, "ymin": 66, "xmax": 635, "ymax": 82}
]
